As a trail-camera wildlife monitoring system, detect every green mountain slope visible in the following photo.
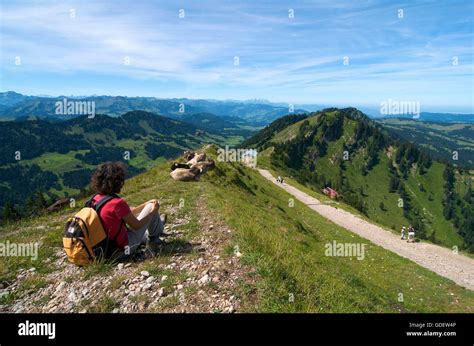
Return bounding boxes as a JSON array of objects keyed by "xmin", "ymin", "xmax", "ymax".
[
  {"xmin": 241, "ymin": 113, "xmax": 309, "ymax": 148},
  {"xmin": 1, "ymin": 145, "xmax": 473, "ymax": 313},
  {"xmin": 247, "ymin": 108, "xmax": 474, "ymax": 252}
]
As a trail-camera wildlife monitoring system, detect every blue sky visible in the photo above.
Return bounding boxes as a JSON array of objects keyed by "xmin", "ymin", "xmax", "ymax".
[{"xmin": 0, "ymin": 0, "xmax": 473, "ymax": 112}]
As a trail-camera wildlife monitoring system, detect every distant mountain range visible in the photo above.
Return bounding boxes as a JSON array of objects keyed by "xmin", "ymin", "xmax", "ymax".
[
  {"xmin": 0, "ymin": 91, "xmax": 307, "ymax": 126},
  {"xmin": 2, "ymin": 91, "xmax": 471, "ymax": 125}
]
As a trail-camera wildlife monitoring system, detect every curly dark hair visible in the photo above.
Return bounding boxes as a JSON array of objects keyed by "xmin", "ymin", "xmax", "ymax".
[{"xmin": 90, "ymin": 161, "xmax": 127, "ymax": 195}]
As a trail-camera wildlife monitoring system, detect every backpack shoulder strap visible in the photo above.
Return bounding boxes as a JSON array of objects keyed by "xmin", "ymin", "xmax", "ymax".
[
  {"xmin": 94, "ymin": 194, "xmax": 118, "ymax": 213},
  {"xmin": 85, "ymin": 193, "xmax": 99, "ymax": 208},
  {"xmin": 94, "ymin": 194, "xmax": 124, "ymax": 245}
]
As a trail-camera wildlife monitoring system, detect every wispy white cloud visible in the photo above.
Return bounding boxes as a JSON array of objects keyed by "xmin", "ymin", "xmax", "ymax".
[{"xmin": 0, "ymin": 0, "xmax": 472, "ymax": 109}]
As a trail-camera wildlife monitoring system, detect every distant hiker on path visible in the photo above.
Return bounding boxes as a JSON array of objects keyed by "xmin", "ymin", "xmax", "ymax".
[
  {"xmin": 276, "ymin": 176, "xmax": 284, "ymax": 184},
  {"xmin": 401, "ymin": 226, "xmax": 406, "ymax": 240},
  {"xmin": 89, "ymin": 161, "xmax": 166, "ymax": 258},
  {"xmin": 407, "ymin": 225, "xmax": 415, "ymax": 243}
]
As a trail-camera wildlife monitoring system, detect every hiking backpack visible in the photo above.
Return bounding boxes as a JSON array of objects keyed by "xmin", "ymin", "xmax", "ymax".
[{"xmin": 63, "ymin": 194, "xmax": 119, "ymax": 266}]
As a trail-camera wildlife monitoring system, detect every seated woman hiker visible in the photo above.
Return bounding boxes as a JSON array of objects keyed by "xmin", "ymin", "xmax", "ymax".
[{"xmin": 89, "ymin": 161, "xmax": 166, "ymax": 259}]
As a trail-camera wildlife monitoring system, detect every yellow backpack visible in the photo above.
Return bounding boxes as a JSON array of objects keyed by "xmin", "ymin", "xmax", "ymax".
[{"xmin": 63, "ymin": 195, "xmax": 118, "ymax": 266}]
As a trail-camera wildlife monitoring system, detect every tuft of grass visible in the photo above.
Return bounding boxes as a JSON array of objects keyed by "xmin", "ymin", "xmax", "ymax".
[
  {"xmin": 223, "ymin": 244, "xmax": 235, "ymax": 257},
  {"xmin": 108, "ymin": 275, "xmax": 127, "ymax": 291},
  {"xmin": 88, "ymin": 296, "xmax": 119, "ymax": 313},
  {"xmin": 18, "ymin": 275, "xmax": 51, "ymax": 291},
  {"xmin": 0, "ymin": 291, "xmax": 17, "ymax": 305},
  {"xmin": 82, "ymin": 259, "xmax": 115, "ymax": 279},
  {"xmin": 32, "ymin": 294, "xmax": 51, "ymax": 306},
  {"xmin": 129, "ymin": 294, "xmax": 151, "ymax": 305},
  {"xmin": 156, "ymin": 294, "xmax": 179, "ymax": 309}
]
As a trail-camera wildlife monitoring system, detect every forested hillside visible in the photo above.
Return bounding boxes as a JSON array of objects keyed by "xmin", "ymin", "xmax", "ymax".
[
  {"xmin": 250, "ymin": 108, "xmax": 474, "ymax": 252},
  {"xmin": 377, "ymin": 118, "xmax": 474, "ymax": 167},
  {"xmin": 0, "ymin": 111, "xmax": 239, "ymax": 219}
]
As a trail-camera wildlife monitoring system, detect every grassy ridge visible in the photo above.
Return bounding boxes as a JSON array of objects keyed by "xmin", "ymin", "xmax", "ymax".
[{"xmin": 201, "ymin": 146, "xmax": 474, "ymax": 312}]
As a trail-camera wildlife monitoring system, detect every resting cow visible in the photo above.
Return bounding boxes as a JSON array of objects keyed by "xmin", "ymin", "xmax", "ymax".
[
  {"xmin": 170, "ymin": 162, "xmax": 191, "ymax": 171},
  {"xmin": 169, "ymin": 151, "xmax": 215, "ymax": 181},
  {"xmin": 170, "ymin": 166, "xmax": 201, "ymax": 181},
  {"xmin": 187, "ymin": 152, "xmax": 206, "ymax": 166},
  {"xmin": 191, "ymin": 160, "xmax": 215, "ymax": 174}
]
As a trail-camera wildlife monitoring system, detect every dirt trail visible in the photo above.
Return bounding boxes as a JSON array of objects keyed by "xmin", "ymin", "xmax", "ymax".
[{"xmin": 259, "ymin": 169, "xmax": 474, "ymax": 291}]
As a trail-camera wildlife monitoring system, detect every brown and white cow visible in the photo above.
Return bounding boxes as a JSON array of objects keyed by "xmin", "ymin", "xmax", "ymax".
[{"xmin": 169, "ymin": 152, "xmax": 215, "ymax": 181}]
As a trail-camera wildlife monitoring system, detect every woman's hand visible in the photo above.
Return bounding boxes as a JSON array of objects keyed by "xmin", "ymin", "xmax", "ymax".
[{"xmin": 149, "ymin": 199, "xmax": 160, "ymax": 213}]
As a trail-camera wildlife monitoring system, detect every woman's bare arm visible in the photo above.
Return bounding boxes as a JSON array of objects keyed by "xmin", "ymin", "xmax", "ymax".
[
  {"xmin": 130, "ymin": 202, "xmax": 146, "ymax": 215},
  {"xmin": 131, "ymin": 199, "xmax": 160, "ymax": 215},
  {"xmin": 123, "ymin": 200, "xmax": 159, "ymax": 230}
]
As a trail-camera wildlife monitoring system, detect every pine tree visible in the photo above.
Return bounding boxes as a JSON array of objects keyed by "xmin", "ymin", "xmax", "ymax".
[
  {"xmin": 464, "ymin": 186, "xmax": 472, "ymax": 204},
  {"xmin": 25, "ymin": 191, "xmax": 48, "ymax": 216},
  {"xmin": 389, "ymin": 176, "xmax": 400, "ymax": 192},
  {"xmin": 443, "ymin": 200, "xmax": 453, "ymax": 220},
  {"xmin": 2, "ymin": 202, "xmax": 21, "ymax": 221}
]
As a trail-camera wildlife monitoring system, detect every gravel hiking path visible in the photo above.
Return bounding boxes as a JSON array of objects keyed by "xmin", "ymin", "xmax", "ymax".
[{"xmin": 259, "ymin": 169, "xmax": 474, "ymax": 291}]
